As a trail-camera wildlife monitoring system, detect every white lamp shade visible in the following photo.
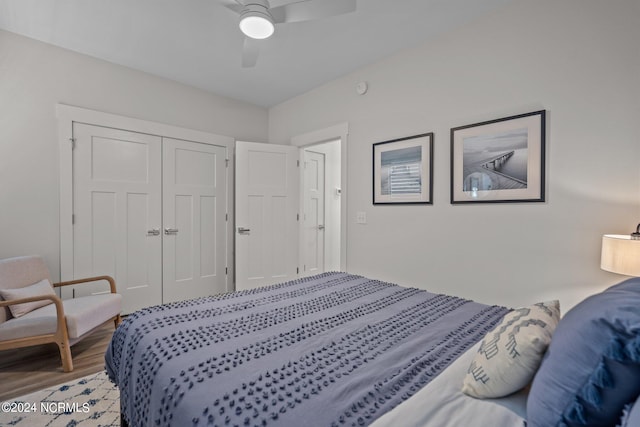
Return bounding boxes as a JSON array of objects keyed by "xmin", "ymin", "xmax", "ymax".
[
  {"xmin": 239, "ymin": 13, "xmax": 274, "ymax": 39},
  {"xmin": 601, "ymin": 234, "xmax": 640, "ymax": 276}
]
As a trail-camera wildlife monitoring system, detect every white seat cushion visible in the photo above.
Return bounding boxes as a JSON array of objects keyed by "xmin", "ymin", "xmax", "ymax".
[
  {"xmin": 0, "ymin": 306, "xmax": 58, "ymax": 341},
  {"xmin": 0, "ymin": 293, "xmax": 121, "ymax": 341},
  {"xmin": 62, "ymin": 294, "xmax": 122, "ymax": 338}
]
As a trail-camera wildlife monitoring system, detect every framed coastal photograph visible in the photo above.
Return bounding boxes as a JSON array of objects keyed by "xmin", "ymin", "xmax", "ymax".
[
  {"xmin": 450, "ymin": 110, "xmax": 545, "ymax": 204},
  {"xmin": 373, "ymin": 133, "xmax": 433, "ymax": 205}
]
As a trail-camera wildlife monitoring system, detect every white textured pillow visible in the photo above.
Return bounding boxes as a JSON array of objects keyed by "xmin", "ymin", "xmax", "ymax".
[
  {"xmin": 0, "ymin": 279, "xmax": 56, "ymax": 318},
  {"xmin": 461, "ymin": 300, "xmax": 560, "ymax": 398}
]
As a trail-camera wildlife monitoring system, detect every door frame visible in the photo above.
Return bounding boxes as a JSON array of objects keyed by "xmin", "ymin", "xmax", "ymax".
[
  {"xmin": 57, "ymin": 104, "xmax": 235, "ymax": 291},
  {"xmin": 291, "ymin": 122, "xmax": 349, "ymax": 272}
]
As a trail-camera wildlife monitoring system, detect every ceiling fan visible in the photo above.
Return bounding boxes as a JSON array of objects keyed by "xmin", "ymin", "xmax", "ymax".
[{"xmin": 221, "ymin": 0, "xmax": 357, "ymax": 67}]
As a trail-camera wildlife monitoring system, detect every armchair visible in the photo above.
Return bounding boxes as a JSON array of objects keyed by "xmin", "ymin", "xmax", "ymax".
[{"xmin": 0, "ymin": 256, "xmax": 122, "ymax": 372}]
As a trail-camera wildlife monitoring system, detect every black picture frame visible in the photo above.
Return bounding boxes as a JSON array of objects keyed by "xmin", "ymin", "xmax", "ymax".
[
  {"xmin": 450, "ymin": 110, "xmax": 546, "ymax": 204},
  {"xmin": 372, "ymin": 133, "xmax": 433, "ymax": 205}
]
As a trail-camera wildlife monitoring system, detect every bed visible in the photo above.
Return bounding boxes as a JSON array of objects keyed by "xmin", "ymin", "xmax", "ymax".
[{"xmin": 106, "ymin": 272, "xmax": 640, "ymax": 427}]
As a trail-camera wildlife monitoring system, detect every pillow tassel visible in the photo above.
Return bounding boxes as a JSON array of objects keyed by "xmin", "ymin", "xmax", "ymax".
[
  {"xmin": 606, "ymin": 337, "xmax": 627, "ymax": 362},
  {"xmin": 591, "ymin": 360, "xmax": 613, "ymax": 388},
  {"xmin": 581, "ymin": 381, "xmax": 602, "ymax": 406},
  {"xmin": 566, "ymin": 399, "xmax": 587, "ymax": 425},
  {"xmin": 625, "ymin": 335, "xmax": 640, "ymax": 362}
]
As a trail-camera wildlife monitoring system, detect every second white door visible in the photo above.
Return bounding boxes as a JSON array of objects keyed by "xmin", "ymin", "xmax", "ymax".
[{"xmin": 235, "ymin": 141, "xmax": 299, "ymax": 290}]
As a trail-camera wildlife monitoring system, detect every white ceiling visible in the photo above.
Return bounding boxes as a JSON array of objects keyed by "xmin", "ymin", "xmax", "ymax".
[{"xmin": 0, "ymin": 0, "xmax": 514, "ymax": 107}]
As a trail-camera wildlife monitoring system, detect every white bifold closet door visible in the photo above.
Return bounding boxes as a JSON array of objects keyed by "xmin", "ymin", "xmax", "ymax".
[
  {"xmin": 162, "ymin": 137, "xmax": 227, "ymax": 303},
  {"xmin": 71, "ymin": 123, "xmax": 226, "ymax": 314},
  {"xmin": 72, "ymin": 123, "xmax": 162, "ymax": 314}
]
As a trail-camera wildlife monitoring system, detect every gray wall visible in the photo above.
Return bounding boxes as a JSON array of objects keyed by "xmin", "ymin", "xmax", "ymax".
[
  {"xmin": 269, "ymin": 0, "xmax": 640, "ymax": 310},
  {"xmin": 0, "ymin": 30, "xmax": 269, "ymax": 280}
]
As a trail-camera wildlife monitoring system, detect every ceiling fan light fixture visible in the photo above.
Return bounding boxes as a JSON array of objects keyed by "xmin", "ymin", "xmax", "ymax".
[{"xmin": 239, "ymin": 5, "xmax": 274, "ymax": 40}]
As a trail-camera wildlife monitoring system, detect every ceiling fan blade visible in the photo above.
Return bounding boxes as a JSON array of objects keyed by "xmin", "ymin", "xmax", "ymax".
[
  {"xmin": 242, "ymin": 37, "xmax": 261, "ymax": 68},
  {"xmin": 270, "ymin": 0, "xmax": 356, "ymax": 24},
  {"xmin": 220, "ymin": 0, "xmax": 244, "ymax": 15}
]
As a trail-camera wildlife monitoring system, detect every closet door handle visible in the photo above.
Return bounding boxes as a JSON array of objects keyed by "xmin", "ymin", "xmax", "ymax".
[
  {"xmin": 147, "ymin": 228, "xmax": 160, "ymax": 236},
  {"xmin": 164, "ymin": 228, "xmax": 179, "ymax": 235},
  {"xmin": 238, "ymin": 227, "xmax": 251, "ymax": 235}
]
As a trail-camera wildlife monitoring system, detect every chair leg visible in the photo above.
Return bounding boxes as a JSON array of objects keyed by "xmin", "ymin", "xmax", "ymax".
[
  {"xmin": 114, "ymin": 314, "xmax": 122, "ymax": 328},
  {"xmin": 57, "ymin": 339, "xmax": 73, "ymax": 372}
]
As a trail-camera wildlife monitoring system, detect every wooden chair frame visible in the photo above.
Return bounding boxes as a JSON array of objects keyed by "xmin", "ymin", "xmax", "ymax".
[{"xmin": 0, "ymin": 276, "xmax": 122, "ymax": 372}]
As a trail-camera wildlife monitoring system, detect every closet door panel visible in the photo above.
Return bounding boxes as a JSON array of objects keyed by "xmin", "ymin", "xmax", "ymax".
[
  {"xmin": 163, "ymin": 138, "xmax": 227, "ymax": 303},
  {"xmin": 72, "ymin": 123, "xmax": 162, "ymax": 314}
]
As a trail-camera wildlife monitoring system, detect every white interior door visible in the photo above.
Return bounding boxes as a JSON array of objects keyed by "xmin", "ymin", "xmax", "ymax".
[
  {"xmin": 162, "ymin": 138, "xmax": 227, "ymax": 302},
  {"xmin": 303, "ymin": 150, "xmax": 325, "ymax": 276},
  {"xmin": 71, "ymin": 123, "xmax": 162, "ymax": 314},
  {"xmin": 235, "ymin": 141, "xmax": 299, "ymax": 290}
]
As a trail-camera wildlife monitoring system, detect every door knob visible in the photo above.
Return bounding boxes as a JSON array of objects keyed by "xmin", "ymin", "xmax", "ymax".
[
  {"xmin": 318, "ymin": 225, "xmax": 325, "ymax": 230},
  {"xmin": 164, "ymin": 228, "xmax": 179, "ymax": 235},
  {"xmin": 147, "ymin": 228, "xmax": 160, "ymax": 236},
  {"xmin": 238, "ymin": 227, "xmax": 251, "ymax": 235}
]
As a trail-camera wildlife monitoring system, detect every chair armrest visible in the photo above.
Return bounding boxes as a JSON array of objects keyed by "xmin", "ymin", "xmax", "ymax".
[
  {"xmin": 0, "ymin": 294, "xmax": 62, "ymax": 309},
  {"xmin": 0, "ymin": 294, "xmax": 66, "ymax": 333},
  {"xmin": 53, "ymin": 275, "xmax": 117, "ymax": 294}
]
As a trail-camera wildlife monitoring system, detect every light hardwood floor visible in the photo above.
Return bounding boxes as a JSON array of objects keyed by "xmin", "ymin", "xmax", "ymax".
[{"xmin": 0, "ymin": 322, "xmax": 116, "ymax": 401}]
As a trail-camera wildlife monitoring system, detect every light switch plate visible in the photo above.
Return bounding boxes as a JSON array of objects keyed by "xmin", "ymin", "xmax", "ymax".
[{"xmin": 356, "ymin": 211, "xmax": 367, "ymax": 224}]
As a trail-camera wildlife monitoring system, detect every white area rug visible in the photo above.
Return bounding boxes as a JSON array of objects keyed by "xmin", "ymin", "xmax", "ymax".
[{"xmin": 0, "ymin": 371, "xmax": 119, "ymax": 426}]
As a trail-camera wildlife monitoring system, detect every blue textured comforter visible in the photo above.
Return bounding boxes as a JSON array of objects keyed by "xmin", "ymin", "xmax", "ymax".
[{"xmin": 106, "ymin": 273, "xmax": 508, "ymax": 427}]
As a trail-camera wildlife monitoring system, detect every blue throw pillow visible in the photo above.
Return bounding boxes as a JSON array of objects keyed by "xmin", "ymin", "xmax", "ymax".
[{"xmin": 527, "ymin": 278, "xmax": 640, "ymax": 427}]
